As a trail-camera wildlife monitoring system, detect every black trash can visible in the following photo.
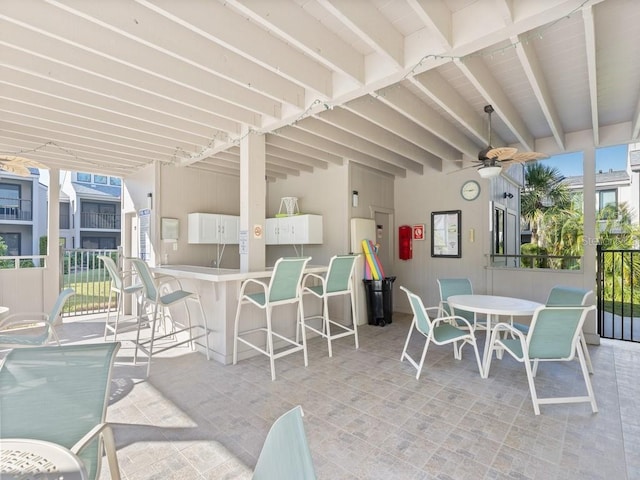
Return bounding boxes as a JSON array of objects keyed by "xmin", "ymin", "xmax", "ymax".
[{"xmin": 363, "ymin": 276, "xmax": 396, "ymax": 326}]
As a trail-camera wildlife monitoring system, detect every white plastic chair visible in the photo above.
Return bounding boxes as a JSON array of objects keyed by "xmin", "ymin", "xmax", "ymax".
[
  {"xmin": 485, "ymin": 305, "xmax": 598, "ymax": 415},
  {"xmin": 233, "ymin": 257, "xmax": 311, "ymax": 381},
  {"xmin": 98, "ymin": 255, "xmax": 142, "ymax": 341},
  {"xmin": 130, "ymin": 258, "xmax": 211, "ymax": 377},
  {"xmin": 0, "ymin": 288, "xmax": 75, "ymax": 348},
  {"xmin": 400, "ymin": 286, "xmax": 483, "ymax": 379},
  {"xmin": 437, "ymin": 278, "xmax": 486, "ymax": 331},
  {"xmin": 301, "ymin": 254, "xmax": 358, "ymax": 357}
]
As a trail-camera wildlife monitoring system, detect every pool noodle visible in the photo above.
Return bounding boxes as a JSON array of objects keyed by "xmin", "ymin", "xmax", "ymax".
[{"xmin": 362, "ymin": 239, "xmax": 384, "ymax": 280}]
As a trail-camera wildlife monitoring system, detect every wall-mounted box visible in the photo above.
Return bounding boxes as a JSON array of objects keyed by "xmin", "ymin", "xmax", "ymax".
[
  {"xmin": 188, "ymin": 213, "xmax": 239, "ymax": 244},
  {"xmin": 265, "ymin": 214, "xmax": 323, "ymax": 245}
]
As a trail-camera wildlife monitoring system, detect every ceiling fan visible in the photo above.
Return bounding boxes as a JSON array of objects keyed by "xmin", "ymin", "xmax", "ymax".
[
  {"xmin": 475, "ymin": 104, "xmax": 548, "ymax": 178},
  {"xmin": 0, "ymin": 156, "xmax": 48, "ymax": 176}
]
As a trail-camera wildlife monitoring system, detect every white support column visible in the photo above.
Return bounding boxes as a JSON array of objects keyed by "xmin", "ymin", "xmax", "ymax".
[
  {"xmin": 240, "ymin": 127, "xmax": 266, "ymax": 272},
  {"xmin": 582, "ymin": 146, "xmax": 599, "ymax": 345},
  {"xmin": 44, "ymin": 168, "xmax": 61, "ymax": 321}
]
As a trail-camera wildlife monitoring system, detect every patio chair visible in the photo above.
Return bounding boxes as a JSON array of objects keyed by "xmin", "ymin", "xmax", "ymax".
[
  {"xmin": 233, "ymin": 256, "xmax": 311, "ymax": 381},
  {"xmin": 301, "ymin": 254, "xmax": 358, "ymax": 357},
  {"xmin": 252, "ymin": 405, "xmax": 316, "ymax": 480},
  {"xmin": 400, "ymin": 286, "xmax": 483, "ymax": 379},
  {"xmin": 437, "ymin": 278, "xmax": 486, "ymax": 331},
  {"xmin": 0, "ymin": 288, "xmax": 75, "ymax": 349},
  {"xmin": 511, "ymin": 285, "xmax": 594, "ymax": 374},
  {"xmin": 0, "ymin": 342, "xmax": 122, "ymax": 479},
  {"xmin": 98, "ymin": 255, "xmax": 143, "ymax": 341},
  {"xmin": 485, "ymin": 305, "xmax": 598, "ymax": 415},
  {"xmin": 130, "ymin": 258, "xmax": 211, "ymax": 377}
]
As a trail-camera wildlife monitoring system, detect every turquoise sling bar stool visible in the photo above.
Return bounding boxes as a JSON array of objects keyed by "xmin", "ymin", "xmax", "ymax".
[
  {"xmin": 0, "ymin": 343, "xmax": 122, "ymax": 479},
  {"xmin": 301, "ymin": 254, "xmax": 358, "ymax": 357},
  {"xmin": 131, "ymin": 258, "xmax": 211, "ymax": 377},
  {"xmin": 0, "ymin": 288, "xmax": 75, "ymax": 349},
  {"xmin": 400, "ymin": 286, "xmax": 483, "ymax": 379},
  {"xmin": 485, "ymin": 305, "xmax": 597, "ymax": 415},
  {"xmin": 252, "ymin": 405, "xmax": 316, "ymax": 479},
  {"xmin": 233, "ymin": 257, "xmax": 311, "ymax": 381},
  {"xmin": 98, "ymin": 255, "xmax": 143, "ymax": 341}
]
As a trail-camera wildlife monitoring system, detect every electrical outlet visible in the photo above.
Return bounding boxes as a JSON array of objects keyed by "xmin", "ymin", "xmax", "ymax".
[{"xmin": 173, "ymin": 242, "xmax": 178, "ymax": 251}]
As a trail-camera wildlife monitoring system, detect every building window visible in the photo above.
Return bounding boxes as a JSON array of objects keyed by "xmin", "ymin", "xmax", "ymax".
[
  {"xmin": 81, "ymin": 202, "xmax": 120, "ymax": 229},
  {"xmin": 0, "ymin": 183, "xmax": 20, "ymax": 220},
  {"xmin": 0, "ymin": 233, "xmax": 21, "ymax": 256},
  {"xmin": 597, "ymin": 189, "xmax": 617, "ymax": 219},
  {"xmin": 109, "ymin": 177, "xmax": 122, "ymax": 186},
  {"xmin": 81, "ymin": 236, "xmax": 116, "ymax": 249},
  {"xmin": 94, "ymin": 175, "xmax": 107, "ymax": 184},
  {"xmin": 77, "ymin": 172, "xmax": 91, "ymax": 182}
]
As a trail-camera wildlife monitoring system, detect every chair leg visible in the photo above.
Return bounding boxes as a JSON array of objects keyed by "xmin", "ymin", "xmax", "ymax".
[
  {"xmin": 104, "ymin": 289, "xmax": 114, "ymax": 340},
  {"xmin": 102, "ymin": 425, "xmax": 122, "ymax": 480},
  {"xmin": 523, "ymin": 355, "xmax": 541, "ymax": 415},
  {"xmin": 400, "ymin": 317, "xmax": 416, "ymax": 362},
  {"xmin": 577, "ymin": 343, "xmax": 598, "ymax": 412},
  {"xmin": 233, "ymin": 300, "xmax": 243, "ymax": 365},
  {"xmin": 324, "ymin": 296, "xmax": 333, "ymax": 358},
  {"xmin": 113, "ymin": 291, "xmax": 123, "ymax": 341},
  {"xmin": 415, "ymin": 335, "xmax": 431, "ymax": 380},
  {"xmin": 145, "ymin": 303, "xmax": 160, "ymax": 377},
  {"xmin": 350, "ymin": 289, "xmax": 359, "ymax": 350},
  {"xmin": 299, "ymin": 300, "xmax": 308, "ymax": 368},
  {"xmin": 266, "ymin": 306, "xmax": 276, "ymax": 381},
  {"xmin": 580, "ymin": 334, "xmax": 594, "ymax": 374},
  {"xmin": 194, "ymin": 295, "xmax": 211, "ymax": 361}
]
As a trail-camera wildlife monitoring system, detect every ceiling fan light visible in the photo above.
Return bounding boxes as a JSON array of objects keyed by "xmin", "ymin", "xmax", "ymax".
[{"xmin": 478, "ymin": 165, "xmax": 502, "ymax": 178}]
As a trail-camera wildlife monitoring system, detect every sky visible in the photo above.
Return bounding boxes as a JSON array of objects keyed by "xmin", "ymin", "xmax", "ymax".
[{"xmin": 542, "ymin": 144, "xmax": 628, "ymax": 177}]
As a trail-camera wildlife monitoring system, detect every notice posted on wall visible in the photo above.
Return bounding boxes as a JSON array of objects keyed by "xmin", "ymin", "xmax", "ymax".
[
  {"xmin": 139, "ymin": 209, "xmax": 151, "ymax": 261},
  {"xmin": 239, "ymin": 230, "xmax": 248, "ymax": 255}
]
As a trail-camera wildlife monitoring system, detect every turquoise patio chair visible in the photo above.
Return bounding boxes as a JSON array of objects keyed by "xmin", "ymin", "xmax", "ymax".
[
  {"xmin": 485, "ymin": 305, "xmax": 597, "ymax": 415},
  {"xmin": 301, "ymin": 254, "xmax": 358, "ymax": 357},
  {"xmin": 511, "ymin": 285, "xmax": 594, "ymax": 374},
  {"xmin": 0, "ymin": 288, "xmax": 75, "ymax": 349},
  {"xmin": 130, "ymin": 258, "xmax": 211, "ymax": 377},
  {"xmin": 233, "ymin": 256, "xmax": 311, "ymax": 381},
  {"xmin": 0, "ymin": 342, "xmax": 122, "ymax": 479},
  {"xmin": 437, "ymin": 278, "xmax": 486, "ymax": 331},
  {"xmin": 252, "ymin": 405, "xmax": 316, "ymax": 480},
  {"xmin": 400, "ymin": 286, "xmax": 483, "ymax": 379},
  {"xmin": 98, "ymin": 255, "xmax": 143, "ymax": 341}
]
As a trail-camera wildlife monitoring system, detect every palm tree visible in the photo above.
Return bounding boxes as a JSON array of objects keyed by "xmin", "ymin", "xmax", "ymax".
[{"xmin": 521, "ymin": 162, "xmax": 571, "ymax": 246}]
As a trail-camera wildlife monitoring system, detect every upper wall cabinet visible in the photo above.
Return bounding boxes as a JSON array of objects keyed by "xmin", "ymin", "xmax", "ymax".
[
  {"xmin": 266, "ymin": 214, "xmax": 323, "ymax": 245},
  {"xmin": 188, "ymin": 213, "xmax": 239, "ymax": 244}
]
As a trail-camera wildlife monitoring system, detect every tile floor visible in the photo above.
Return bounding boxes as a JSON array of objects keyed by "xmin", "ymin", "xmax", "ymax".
[{"xmin": 46, "ymin": 312, "xmax": 640, "ymax": 479}]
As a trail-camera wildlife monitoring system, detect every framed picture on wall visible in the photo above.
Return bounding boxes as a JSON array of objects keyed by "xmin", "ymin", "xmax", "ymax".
[{"xmin": 431, "ymin": 210, "xmax": 461, "ymax": 258}]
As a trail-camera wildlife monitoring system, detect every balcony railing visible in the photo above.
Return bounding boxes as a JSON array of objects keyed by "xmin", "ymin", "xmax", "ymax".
[
  {"xmin": 80, "ymin": 212, "xmax": 121, "ymax": 230},
  {"xmin": 0, "ymin": 198, "xmax": 32, "ymax": 221},
  {"xmin": 489, "ymin": 253, "xmax": 582, "ymax": 270}
]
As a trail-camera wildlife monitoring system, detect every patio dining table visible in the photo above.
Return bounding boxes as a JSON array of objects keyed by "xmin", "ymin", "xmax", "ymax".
[
  {"xmin": 446, "ymin": 294, "xmax": 542, "ymax": 376},
  {"xmin": 0, "ymin": 438, "xmax": 88, "ymax": 480}
]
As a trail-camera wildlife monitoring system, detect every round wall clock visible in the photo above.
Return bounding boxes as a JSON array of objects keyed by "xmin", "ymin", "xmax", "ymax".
[{"xmin": 461, "ymin": 180, "xmax": 481, "ymax": 201}]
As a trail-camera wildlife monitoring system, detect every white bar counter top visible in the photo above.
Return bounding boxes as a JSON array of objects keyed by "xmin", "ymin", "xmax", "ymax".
[{"xmin": 150, "ymin": 263, "xmax": 327, "ymax": 365}]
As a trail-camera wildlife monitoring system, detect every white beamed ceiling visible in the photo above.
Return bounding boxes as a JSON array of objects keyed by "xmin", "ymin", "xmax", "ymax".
[{"xmin": 1, "ymin": 0, "xmax": 639, "ymax": 180}]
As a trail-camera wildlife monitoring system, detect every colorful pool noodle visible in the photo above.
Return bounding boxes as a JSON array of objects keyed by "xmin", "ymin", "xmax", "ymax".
[{"xmin": 362, "ymin": 239, "xmax": 384, "ymax": 280}]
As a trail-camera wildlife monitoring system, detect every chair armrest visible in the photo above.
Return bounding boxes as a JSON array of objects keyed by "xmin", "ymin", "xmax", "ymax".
[
  {"xmin": 0, "ymin": 313, "xmax": 48, "ymax": 330},
  {"xmin": 302, "ymin": 272, "xmax": 325, "ymax": 290},
  {"xmin": 238, "ymin": 278, "xmax": 268, "ymax": 298},
  {"xmin": 71, "ymin": 423, "xmax": 121, "ymax": 480},
  {"xmin": 433, "ymin": 314, "xmax": 474, "ymax": 331}
]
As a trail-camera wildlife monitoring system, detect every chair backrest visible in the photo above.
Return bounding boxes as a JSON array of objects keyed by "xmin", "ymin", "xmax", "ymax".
[
  {"xmin": 527, "ymin": 305, "xmax": 595, "ymax": 360},
  {"xmin": 268, "ymin": 257, "xmax": 311, "ymax": 302},
  {"xmin": 252, "ymin": 405, "xmax": 316, "ymax": 480},
  {"xmin": 98, "ymin": 255, "xmax": 124, "ymax": 291},
  {"xmin": 0, "ymin": 342, "xmax": 121, "ymax": 480},
  {"xmin": 546, "ymin": 285, "xmax": 592, "ymax": 306},
  {"xmin": 324, "ymin": 254, "xmax": 358, "ymax": 294},
  {"xmin": 437, "ymin": 278, "xmax": 474, "ymax": 321},
  {"xmin": 130, "ymin": 258, "xmax": 158, "ymax": 301},
  {"xmin": 49, "ymin": 287, "xmax": 76, "ymax": 326},
  {"xmin": 400, "ymin": 286, "xmax": 432, "ymax": 336}
]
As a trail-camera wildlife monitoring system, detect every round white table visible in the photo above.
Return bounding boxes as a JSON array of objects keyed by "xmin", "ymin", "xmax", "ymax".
[
  {"xmin": 447, "ymin": 294, "xmax": 543, "ymax": 374},
  {"xmin": 0, "ymin": 438, "xmax": 88, "ymax": 480}
]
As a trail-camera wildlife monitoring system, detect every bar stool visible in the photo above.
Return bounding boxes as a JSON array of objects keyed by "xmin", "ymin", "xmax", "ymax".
[
  {"xmin": 301, "ymin": 254, "xmax": 358, "ymax": 357},
  {"xmin": 233, "ymin": 256, "xmax": 311, "ymax": 381}
]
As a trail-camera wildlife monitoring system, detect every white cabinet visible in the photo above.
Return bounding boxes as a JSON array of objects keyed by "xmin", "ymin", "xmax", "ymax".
[
  {"xmin": 188, "ymin": 213, "xmax": 239, "ymax": 244},
  {"xmin": 266, "ymin": 214, "xmax": 323, "ymax": 245}
]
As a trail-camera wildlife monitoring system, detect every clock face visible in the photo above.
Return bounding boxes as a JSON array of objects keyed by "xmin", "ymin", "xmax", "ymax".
[{"xmin": 461, "ymin": 180, "xmax": 480, "ymax": 201}]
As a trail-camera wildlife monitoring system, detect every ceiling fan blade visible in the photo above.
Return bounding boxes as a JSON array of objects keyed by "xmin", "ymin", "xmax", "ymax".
[
  {"xmin": 485, "ymin": 147, "xmax": 518, "ymax": 161},
  {"xmin": 511, "ymin": 151, "xmax": 549, "ymax": 163},
  {"xmin": 0, "ymin": 155, "xmax": 48, "ymax": 169},
  {"xmin": 0, "ymin": 162, "xmax": 32, "ymax": 176}
]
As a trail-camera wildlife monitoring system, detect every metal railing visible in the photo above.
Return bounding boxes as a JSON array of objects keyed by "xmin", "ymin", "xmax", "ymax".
[
  {"xmin": 0, "ymin": 198, "xmax": 33, "ymax": 221},
  {"xmin": 597, "ymin": 245, "xmax": 640, "ymax": 342},
  {"xmin": 489, "ymin": 253, "xmax": 582, "ymax": 270},
  {"xmin": 80, "ymin": 212, "xmax": 121, "ymax": 229},
  {"xmin": 61, "ymin": 248, "xmax": 119, "ymax": 316}
]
